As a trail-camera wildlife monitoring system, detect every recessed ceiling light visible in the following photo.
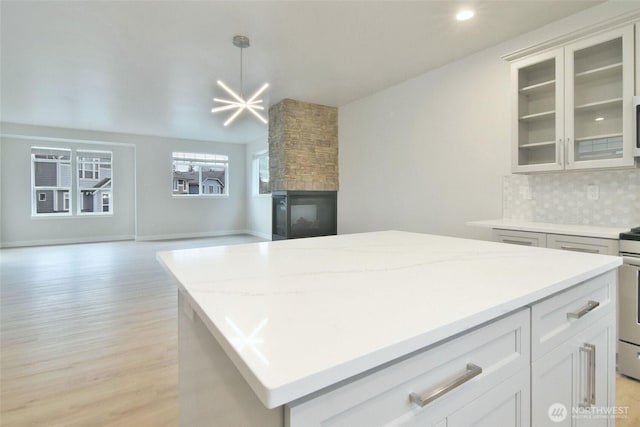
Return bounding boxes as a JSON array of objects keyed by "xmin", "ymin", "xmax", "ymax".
[
  {"xmin": 456, "ymin": 9, "xmax": 475, "ymax": 21},
  {"xmin": 595, "ymin": 117, "xmax": 604, "ymax": 121}
]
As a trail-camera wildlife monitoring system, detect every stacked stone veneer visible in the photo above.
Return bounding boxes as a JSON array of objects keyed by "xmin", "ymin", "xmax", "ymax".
[{"xmin": 268, "ymin": 99, "xmax": 338, "ymax": 191}]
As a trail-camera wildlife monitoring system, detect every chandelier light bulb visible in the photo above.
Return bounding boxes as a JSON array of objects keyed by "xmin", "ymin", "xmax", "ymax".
[{"xmin": 456, "ymin": 9, "xmax": 475, "ymax": 21}]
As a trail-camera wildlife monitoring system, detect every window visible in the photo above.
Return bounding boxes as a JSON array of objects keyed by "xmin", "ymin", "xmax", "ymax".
[
  {"xmin": 78, "ymin": 158, "xmax": 99, "ymax": 179},
  {"xmin": 172, "ymin": 152, "xmax": 228, "ymax": 196},
  {"xmin": 253, "ymin": 152, "xmax": 270, "ymax": 195},
  {"xmin": 77, "ymin": 150, "xmax": 112, "ymax": 214},
  {"xmin": 32, "ymin": 147, "xmax": 71, "ymax": 215},
  {"xmin": 102, "ymin": 193, "xmax": 110, "ymax": 212}
]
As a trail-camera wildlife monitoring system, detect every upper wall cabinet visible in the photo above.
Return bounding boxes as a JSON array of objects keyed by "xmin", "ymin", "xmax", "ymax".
[
  {"xmin": 512, "ymin": 49, "xmax": 565, "ymax": 172},
  {"xmin": 511, "ymin": 25, "xmax": 635, "ymax": 173}
]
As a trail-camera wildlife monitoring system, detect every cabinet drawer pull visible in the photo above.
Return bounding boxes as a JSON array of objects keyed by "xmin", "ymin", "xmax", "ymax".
[
  {"xmin": 409, "ymin": 363, "xmax": 482, "ymax": 407},
  {"xmin": 560, "ymin": 245, "xmax": 599, "ymax": 254},
  {"xmin": 579, "ymin": 343, "xmax": 596, "ymax": 408},
  {"xmin": 502, "ymin": 239, "xmax": 533, "ymax": 246},
  {"xmin": 567, "ymin": 300, "xmax": 600, "ymax": 320}
]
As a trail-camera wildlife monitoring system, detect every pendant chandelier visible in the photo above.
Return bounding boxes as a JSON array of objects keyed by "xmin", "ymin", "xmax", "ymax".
[{"xmin": 211, "ymin": 35, "xmax": 269, "ymax": 126}]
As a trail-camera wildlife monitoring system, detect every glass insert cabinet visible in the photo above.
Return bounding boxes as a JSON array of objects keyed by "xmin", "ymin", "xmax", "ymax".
[{"xmin": 510, "ymin": 25, "xmax": 635, "ymax": 173}]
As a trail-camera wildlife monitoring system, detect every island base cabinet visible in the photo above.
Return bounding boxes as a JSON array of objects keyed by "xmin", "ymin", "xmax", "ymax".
[
  {"xmin": 178, "ymin": 292, "xmax": 284, "ymax": 427},
  {"xmin": 532, "ymin": 316, "xmax": 615, "ymax": 427},
  {"xmin": 446, "ymin": 369, "xmax": 530, "ymax": 427},
  {"xmin": 287, "ymin": 372, "xmax": 530, "ymax": 427},
  {"xmin": 286, "ymin": 310, "xmax": 530, "ymax": 427}
]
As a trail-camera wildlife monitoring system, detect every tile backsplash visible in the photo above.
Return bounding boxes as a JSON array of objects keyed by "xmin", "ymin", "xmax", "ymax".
[{"xmin": 503, "ymin": 169, "xmax": 640, "ymax": 227}]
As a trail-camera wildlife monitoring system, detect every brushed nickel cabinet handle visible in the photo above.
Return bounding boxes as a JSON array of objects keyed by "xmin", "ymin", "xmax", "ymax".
[
  {"xmin": 566, "ymin": 137, "xmax": 570, "ymax": 164},
  {"xmin": 409, "ymin": 363, "xmax": 482, "ymax": 408},
  {"xmin": 579, "ymin": 343, "xmax": 596, "ymax": 408},
  {"xmin": 502, "ymin": 239, "xmax": 533, "ymax": 246},
  {"xmin": 558, "ymin": 138, "xmax": 562, "ymax": 165},
  {"xmin": 567, "ymin": 300, "xmax": 600, "ymax": 320},
  {"xmin": 560, "ymin": 245, "xmax": 599, "ymax": 254}
]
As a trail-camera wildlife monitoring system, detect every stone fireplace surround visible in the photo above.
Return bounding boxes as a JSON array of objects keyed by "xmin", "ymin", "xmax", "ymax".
[{"xmin": 268, "ymin": 99, "xmax": 339, "ymax": 239}]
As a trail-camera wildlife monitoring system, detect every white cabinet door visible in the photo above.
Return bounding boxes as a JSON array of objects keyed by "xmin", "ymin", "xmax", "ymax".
[
  {"xmin": 532, "ymin": 315, "xmax": 615, "ymax": 427},
  {"xmin": 447, "ymin": 370, "xmax": 530, "ymax": 427},
  {"xmin": 574, "ymin": 321, "xmax": 613, "ymax": 427},
  {"xmin": 511, "ymin": 48, "xmax": 565, "ymax": 173},
  {"xmin": 547, "ymin": 234, "xmax": 619, "ymax": 256},
  {"xmin": 531, "ymin": 338, "xmax": 575, "ymax": 427},
  {"xmin": 564, "ymin": 26, "xmax": 635, "ymax": 170}
]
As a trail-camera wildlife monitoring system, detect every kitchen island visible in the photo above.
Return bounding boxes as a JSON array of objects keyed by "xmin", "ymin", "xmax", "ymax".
[{"xmin": 157, "ymin": 231, "xmax": 622, "ymax": 426}]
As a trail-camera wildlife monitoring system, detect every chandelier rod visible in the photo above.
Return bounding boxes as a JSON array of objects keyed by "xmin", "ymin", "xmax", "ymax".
[{"xmin": 239, "ymin": 46, "xmax": 244, "ymax": 98}]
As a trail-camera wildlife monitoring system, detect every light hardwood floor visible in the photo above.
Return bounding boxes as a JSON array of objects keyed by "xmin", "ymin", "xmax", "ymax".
[
  {"xmin": 2, "ymin": 236, "xmax": 639, "ymax": 426},
  {"xmin": 0, "ymin": 235, "xmax": 262, "ymax": 427}
]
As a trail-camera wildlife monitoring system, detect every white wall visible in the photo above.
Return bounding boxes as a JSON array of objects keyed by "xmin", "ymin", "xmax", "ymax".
[
  {"xmin": 0, "ymin": 122, "xmax": 249, "ymax": 246},
  {"xmin": 245, "ymin": 137, "xmax": 272, "ymax": 239},
  {"xmin": 338, "ymin": 2, "xmax": 640, "ymax": 240}
]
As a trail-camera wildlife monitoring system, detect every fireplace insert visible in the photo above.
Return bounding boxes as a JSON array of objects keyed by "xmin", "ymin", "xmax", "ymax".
[{"xmin": 272, "ymin": 191, "xmax": 337, "ymax": 240}]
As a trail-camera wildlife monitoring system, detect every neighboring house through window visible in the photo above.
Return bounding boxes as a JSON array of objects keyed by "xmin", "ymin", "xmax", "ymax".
[
  {"xmin": 31, "ymin": 147, "xmax": 72, "ymax": 216},
  {"xmin": 253, "ymin": 151, "xmax": 270, "ymax": 195},
  {"xmin": 172, "ymin": 152, "xmax": 228, "ymax": 196},
  {"xmin": 77, "ymin": 150, "xmax": 112, "ymax": 214}
]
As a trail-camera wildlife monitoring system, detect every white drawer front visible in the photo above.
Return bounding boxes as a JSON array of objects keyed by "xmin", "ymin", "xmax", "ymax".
[
  {"xmin": 547, "ymin": 234, "xmax": 619, "ymax": 256},
  {"xmin": 287, "ymin": 309, "xmax": 530, "ymax": 427},
  {"xmin": 492, "ymin": 229, "xmax": 547, "ymax": 247},
  {"xmin": 530, "ymin": 270, "xmax": 616, "ymax": 361}
]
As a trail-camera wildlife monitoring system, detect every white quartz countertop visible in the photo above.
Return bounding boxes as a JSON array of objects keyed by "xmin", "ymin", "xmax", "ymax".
[
  {"xmin": 157, "ymin": 231, "xmax": 622, "ymax": 409},
  {"xmin": 468, "ymin": 219, "xmax": 629, "ymax": 239}
]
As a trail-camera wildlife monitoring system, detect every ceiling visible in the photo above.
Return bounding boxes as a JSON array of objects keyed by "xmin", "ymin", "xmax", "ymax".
[{"xmin": 0, "ymin": 1, "xmax": 602, "ymax": 144}]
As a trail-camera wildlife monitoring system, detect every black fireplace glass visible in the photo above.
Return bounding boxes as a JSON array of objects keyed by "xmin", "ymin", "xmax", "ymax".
[{"xmin": 272, "ymin": 191, "xmax": 337, "ymax": 240}]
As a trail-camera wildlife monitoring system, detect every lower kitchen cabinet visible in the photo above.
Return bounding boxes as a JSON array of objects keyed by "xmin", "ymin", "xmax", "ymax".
[
  {"xmin": 546, "ymin": 234, "xmax": 619, "ymax": 256},
  {"xmin": 286, "ymin": 309, "xmax": 530, "ymax": 427},
  {"xmin": 532, "ymin": 314, "xmax": 615, "ymax": 427},
  {"xmin": 288, "ymin": 370, "xmax": 530, "ymax": 427},
  {"xmin": 446, "ymin": 370, "xmax": 530, "ymax": 427},
  {"xmin": 493, "ymin": 229, "xmax": 619, "ymax": 255}
]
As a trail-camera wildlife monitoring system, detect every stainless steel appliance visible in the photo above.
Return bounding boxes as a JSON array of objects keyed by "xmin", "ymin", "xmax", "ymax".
[{"xmin": 619, "ymin": 227, "xmax": 640, "ymax": 379}]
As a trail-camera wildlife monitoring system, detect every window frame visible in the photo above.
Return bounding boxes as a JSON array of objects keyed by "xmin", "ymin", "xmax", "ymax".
[
  {"xmin": 31, "ymin": 147, "xmax": 72, "ymax": 217},
  {"xmin": 253, "ymin": 151, "xmax": 270, "ymax": 197},
  {"xmin": 171, "ymin": 152, "xmax": 229, "ymax": 197},
  {"xmin": 77, "ymin": 150, "xmax": 113, "ymax": 216}
]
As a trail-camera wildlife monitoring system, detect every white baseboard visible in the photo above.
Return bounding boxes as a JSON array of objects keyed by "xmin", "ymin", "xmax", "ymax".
[
  {"xmin": 1, "ymin": 234, "xmax": 135, "ymax": 248},
  {"xmin": 1, "ymin": 230, "xmax": 272, "ymax": 248},
  {"xmin": 135, "ymin": 230, "xmax": 254, "ymax": 242},
  {"xmin": 244, "ymin": 230, "xmax": 272, "ymax": 240}
]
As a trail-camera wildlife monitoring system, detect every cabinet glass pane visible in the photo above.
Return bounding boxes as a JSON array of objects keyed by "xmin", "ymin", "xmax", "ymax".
[
  {"xmin": 573, "ymin": 37, "xmax": 623, "ymax": 162},
  {"xmin": 517, "ymin": 58, "xmax": 557, "ymax": 166}
]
